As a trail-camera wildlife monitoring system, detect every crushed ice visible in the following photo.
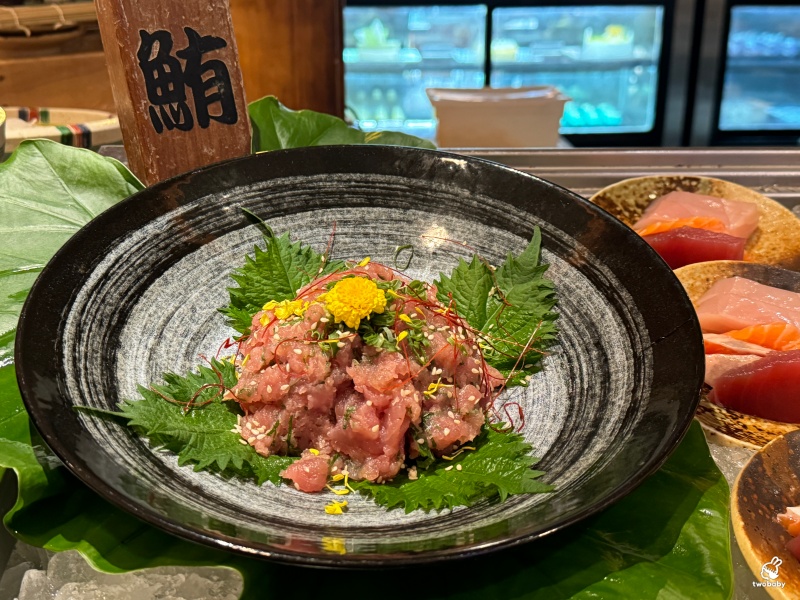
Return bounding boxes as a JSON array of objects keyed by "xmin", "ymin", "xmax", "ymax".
[{"xmin": 0, "ymin": 542, "xmax": 243, "ymax": 600}]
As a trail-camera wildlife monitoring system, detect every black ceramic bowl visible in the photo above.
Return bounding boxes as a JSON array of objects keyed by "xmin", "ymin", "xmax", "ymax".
[{"xmin": 15, "ymin": 146, "xmax": 703, "ymax": 567}]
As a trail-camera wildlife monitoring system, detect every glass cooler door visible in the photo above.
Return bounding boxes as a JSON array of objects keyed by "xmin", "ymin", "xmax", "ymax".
[
  {"xmin": 343, "ymin": 5, "xmax": 487, "ymax": 140},
  {"xmin": 717, "ymin": 5, "xmax": 800, "ymax": 143},
  {"xmin": 490, "ymin": 5, "xmax": 665, "ymax": 140}
]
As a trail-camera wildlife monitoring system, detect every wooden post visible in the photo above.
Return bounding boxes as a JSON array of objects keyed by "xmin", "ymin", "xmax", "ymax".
[
  {"xmin": 230, "ymin": 0, "xmax": 344, "ymax": 117},
  {"xmin": 95, "ymin": 0, "xmax": 251, "ymax": 185}
]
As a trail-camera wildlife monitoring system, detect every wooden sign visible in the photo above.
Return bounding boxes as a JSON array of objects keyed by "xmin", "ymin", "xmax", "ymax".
[{"xmin": 95, "ymin": 0, "xmax": 251, "ymax": 185}]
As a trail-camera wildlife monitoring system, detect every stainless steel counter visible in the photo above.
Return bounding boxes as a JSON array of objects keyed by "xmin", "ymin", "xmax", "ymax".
[{"xmin": 456, "ymin": 148, "xmax": 800, "ymax": 211}]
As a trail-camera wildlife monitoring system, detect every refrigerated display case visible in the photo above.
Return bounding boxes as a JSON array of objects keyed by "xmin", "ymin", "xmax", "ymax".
[
  {"xmin": 343, "ymin": 1, "xmax": 693, "ymax": 146},
  {"xmin": 343, "ymin": 5, "xmax": 487, "ymax": 140},
  {"xmin": 692, "ymin": 1, "xmax": 800, "ymax": 145},
  {"xmin": 490, "ymin": 5, "xmax": 664, "ymax": 138}
]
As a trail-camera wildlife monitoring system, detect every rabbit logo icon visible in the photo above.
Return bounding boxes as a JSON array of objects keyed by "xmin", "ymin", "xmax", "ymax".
[
  {"xmin": 753, "ymin": 557, "xmax": 785, "ymax": 588},
  {"xmin": 761, "ymin": 557, "xmax": 782, "ymax": 581}
]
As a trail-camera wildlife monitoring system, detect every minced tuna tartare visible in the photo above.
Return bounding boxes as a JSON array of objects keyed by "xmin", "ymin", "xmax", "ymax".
[{"xmin": 226, "ymin": 261, "xmax": 504, "ymax": 492}]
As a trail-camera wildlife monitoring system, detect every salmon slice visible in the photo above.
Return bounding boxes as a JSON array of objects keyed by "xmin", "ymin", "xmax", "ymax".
[
  {"xmin": 705, "ymin": 353, "xmax": 762, "ymax": 387},
  {"xmin": 723, "ymin": 322, "xmax": 800, "ymax": 352},
  {"xmin": 633, "ymin": 191, "xmax": 761, "ymax": 238},
  {"xmin": 642, "ymin": 227, "xmax": 746, "ymax": 269},
  {"xmin": 703, "ymin": 334, "xmax": 773, "ymax": 356},
  {"xmin": 696, "ymin": 277, "xmax": 800, "ymax": 333},
  {"xmin": 778, "ymin": 507, "xmax": 800, "ymax": 538},
  {"xmin": 708, "ymin": 350, "xmax": 800, "ymax": 423},
  {"xmin": 634, "ymin": 217, "xmax": 726, "ymax": 237}
]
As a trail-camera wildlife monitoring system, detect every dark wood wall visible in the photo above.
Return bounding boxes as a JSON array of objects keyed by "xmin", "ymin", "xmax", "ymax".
[{"xmin": 230, "ymin": 0, "xmax": 345, "ymax": 117}]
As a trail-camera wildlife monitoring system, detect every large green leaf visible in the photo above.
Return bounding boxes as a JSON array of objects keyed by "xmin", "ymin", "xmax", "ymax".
[
  {"xmin": 0, "ymin": 141, "xmax": 142, "ymax": 367},
  {"xmin": 248, "ymin": 96, "xmax": 436, "ymax": 152},
  {"xmin": 3, "ymin": 412, "xmax": 732, "ymax": 600}
]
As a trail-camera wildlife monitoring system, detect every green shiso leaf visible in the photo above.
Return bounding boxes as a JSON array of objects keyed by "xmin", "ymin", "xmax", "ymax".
[
  {"xmin": 352, "ymin": 426, "xmax": 551, "ymax": 513},
  {"xmin": 219, "ymin": 231, "xmax": 345, "ymax": 335},
  {"xmin": 248, "ymin": 96, "xmax": 436, "ymax": 153},
  {"xmin": 435, "ymin": 227, "xmax": 559, "ymax": 385},
  {"xmin": 117, "ymin": 359, "xmax": 295, "ymax": 486}
]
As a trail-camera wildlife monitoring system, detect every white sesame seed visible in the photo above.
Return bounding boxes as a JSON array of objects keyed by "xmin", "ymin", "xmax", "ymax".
[
  {"xmin": 366, "ymin": 400, "xmax": 373, "ymax": 406},
  {"xmin": 311, "ymin": 321, "xmax": 318, "ymax": 329},
  {"xmin": 267, "ymin": 385, "xmax": 272, "ymax": 393},
  {"xmin": 280, "ymin": 384, "xmax": 290, "ymax": 391},
  {"xmin": 447, "ymin": 411, "xmax": 454, "ymax": 418},
  {"xmin": 446, "ymin": 391, "xmax": 453, "ymax": 398},
  {"xmin": 337, "ymin": 341, "xmax": 345, "ymax": 348},
  {"xmin": 273, "ymin": 333, "xmax": 281, "ymax": 340},
  {"xmin": 443, "ymin": 428, "xmax": 451, "ymax": 436},
  {"xmin": 471, "ymin": 368, "xmax": 480, "ymax": 374},
  {"xmin": 239, "ymin": 439, "xmax": 248, "ymax": 445},
  {"xmin": 247, "ymin": 437, "xmax": 256, "ymax": 443},
  {"xmin": 257, "ymin": 434, "xmax": 266, "ymax": 440},
  {"xmin": 371, "ymin": 424, "xmax": 379, "ymax": 432},
  {"xmin": 293, "ymin": 348, "xmax": 302, "ymax": 355},
  {"xmin": 401, "ymin": 389, "xmax": 411, "ymax": 397},
  {"xmin": 456, "ymin": 464, "xmax": 462, "ymax": 471},
  {"xmin": 230, "ymin": 428, "xmax": 238, "ymax": 434},
  {"xmin": 416, "ymin": 439, "xmax": 424, "ymax": 445},
  {"xmin": 249, "ymin": 380, "xmax": 256, "ymax": 385},
  {"xmin": 285, "ymin": 363, "xmax": 291, "ymax": 372},
  {"xmin": 320, "ymin": 317, "xmax": 329, "ymax": 323},
  {"xmin": 445, "ymin": 465, "xmax": 453, "ymax": 471},
  {"xmin": 303, "ymin": 467, "xmax": 310, "ymax": 473},
  {"xmin": 428, "ymin": 325, "xmax": 436, "ymax": 331},
  {"xmin": 468, "ymin": 395, "xmax": 476, "ymax": 402},
  {"xmin": 454, "ymin": 419, "xmax": 461, "ymax": 424},
  {"xmin": 332, "ymin": 466, "xmax": 339, "ymax": 472}
]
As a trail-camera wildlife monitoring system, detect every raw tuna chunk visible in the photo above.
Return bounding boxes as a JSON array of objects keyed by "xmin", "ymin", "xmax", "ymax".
[
  {"xmin": 642, "ymin": 227, "xmax": 746, "ymax": 269},
  {"xmin": 696, "ymin": 277, "xmax": 800, "ymax": 333},
  {"xmin": 633, "ymin": 191, "xmax": 760, "ymax": 238},
  {"xmin": 708, "ymin": 350, "xmax": 800, "ymax": 422},
  {"xmin": 281, "ymin": 451, "xmax": 331, "ymax": 492}
]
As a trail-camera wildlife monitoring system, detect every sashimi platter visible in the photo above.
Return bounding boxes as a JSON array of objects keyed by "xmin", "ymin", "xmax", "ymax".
[{"xmin": 592, "ymin": 175, "xmax": 800, "ymax": 449}]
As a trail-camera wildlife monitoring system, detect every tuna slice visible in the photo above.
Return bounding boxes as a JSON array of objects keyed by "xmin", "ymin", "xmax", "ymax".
[
  {"xmin": 642, "ymin": 227, "xmax": 746, "ymax": 269},
  {"xmin": 708, "ymin": 350, "xmax": 800, "ymax": 423},
  {"xmin": 696, "ymin": 277, "xmax": 800, "ymax": 333},
  {"xmin": 704, "ymin": 353, "xmax": 762, "ymax": 387},
  {"xmin": 633, "ymin": 190, "xmax": 761, "ymax": 238},
  {"xmin": 787, "ymin": 535, "xmax": 800, "ymax": 561}
]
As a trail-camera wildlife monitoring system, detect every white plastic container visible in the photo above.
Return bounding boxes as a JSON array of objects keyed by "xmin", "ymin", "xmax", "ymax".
[{"xmin": 426, "ymin": 86, "xmax": 569, "ymax": 148}]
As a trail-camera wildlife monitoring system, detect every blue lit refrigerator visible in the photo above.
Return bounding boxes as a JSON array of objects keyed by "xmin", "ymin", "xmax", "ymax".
[
  {"xmin": 490, "ymin": 4, "xmax": 668, "ymax": 145},
  {"xmin": 692, "ymin": 3, "xmax": 800, "ymax": 145},
  {"xmin": 343, "ymin": 2, "xmax": 689, "ymax": 146},
  {"xmin": 343, "ymin": 4, "xmax": 487, "ymax": 141}
]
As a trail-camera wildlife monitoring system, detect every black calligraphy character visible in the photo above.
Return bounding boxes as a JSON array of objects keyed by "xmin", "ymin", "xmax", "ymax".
[
  {"xmin": 137, "ymin": 30, "xmax": 194, "ymax": 133},
  {"xmin": 177, "ymin": 27, "xmax": 239, "ymax": 129}
]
